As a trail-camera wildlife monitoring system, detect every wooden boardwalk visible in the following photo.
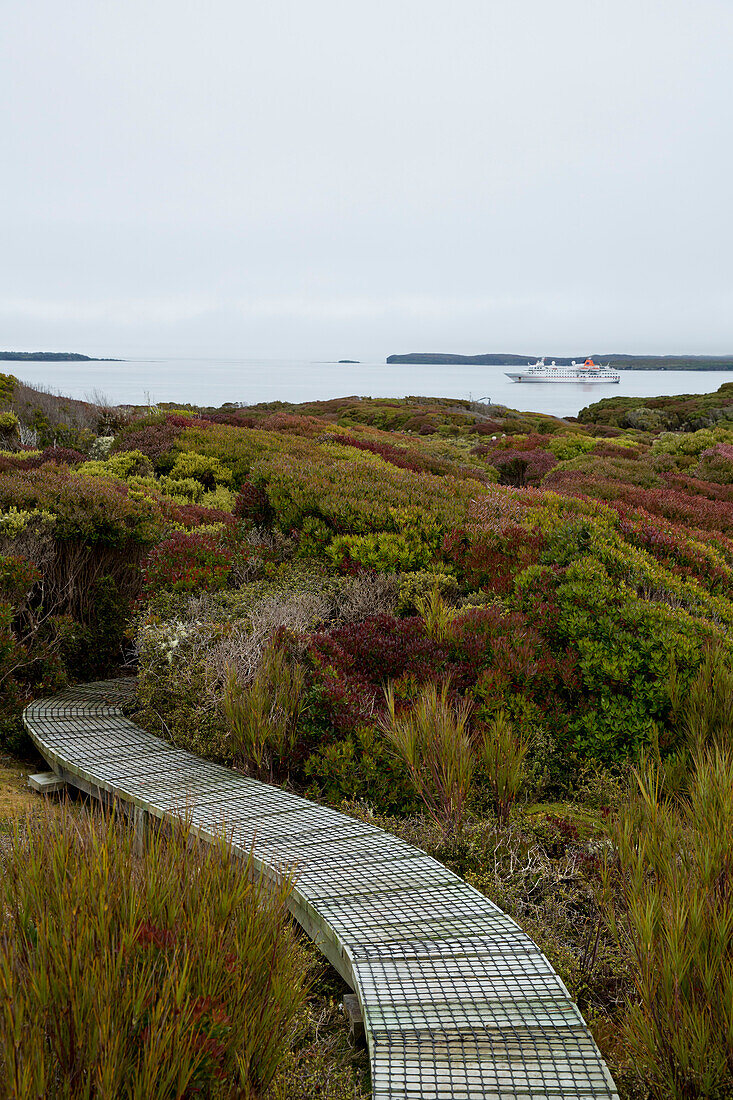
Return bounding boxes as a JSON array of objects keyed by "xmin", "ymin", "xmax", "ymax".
[{"xmin": 24, "ymin": 680, "xmax": 619, "ymax": 1100}]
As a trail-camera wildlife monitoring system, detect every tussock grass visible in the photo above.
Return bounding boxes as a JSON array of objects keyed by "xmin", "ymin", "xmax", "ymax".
[
  {"xmin": 604, "ymin": 750, "xmax": 733, "ymax": 1099},
  {"xmin": 0, "ymin": 804, "xmax": 308, "ymax": 1099},
  {"xmin": 224, "ymin": 639, "xmax": 306, "ymax": 782}
]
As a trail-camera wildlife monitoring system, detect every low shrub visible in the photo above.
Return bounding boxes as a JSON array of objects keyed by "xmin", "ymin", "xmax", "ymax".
[
  {"xmin": 302, "ymin": 721, "xmax": 418, "ymax": 815},
  {"xmin": 487, "ymin": 448, "xmax": 558, "ymax": 487},
  {"xmin": 141, "ymin": 531, "xmax": 236, "ymax": 596},
  {"xmin": 309, "ymin": 613, "xmax": 451, "ymax": 731}
]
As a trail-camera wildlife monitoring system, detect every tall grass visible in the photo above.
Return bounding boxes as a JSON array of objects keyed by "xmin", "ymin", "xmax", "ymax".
[
  {"xmin": 224, "ymin": 639, "xmax": 306, "ymax": 781},
  {"xmin": 0, "ymin": 805, "xmax": 308, "ymax": 1099},
  {"xmin": 605, "ymin": 749, "xmax": 733, "ymax": 1098},
  {"xmin": 382, "ymin": 684, "xmax": 528, "ymax": 829},
  {"xmin": 382, "ymin": 681, "xmax": 474, "ymax": 830},
  {"xmin": 681, "ymin": 644, "xmax": 733, "ymax": 754},
  {"xmin": 478, "ymin": 710, "xmax": 529, "ymax": 825},
  {"xmin": 413, "ymin": 585, "xmax": 454, "ymax": 642}
]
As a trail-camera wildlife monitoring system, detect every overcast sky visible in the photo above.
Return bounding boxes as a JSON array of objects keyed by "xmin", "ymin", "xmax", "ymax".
[{"xmin": 2, "ymin": 0, "xmax": 732, "ymax": 359}]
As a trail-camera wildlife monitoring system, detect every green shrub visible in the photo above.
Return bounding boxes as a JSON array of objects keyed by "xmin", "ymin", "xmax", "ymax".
[
  {"xmin": 397, "ymin": 569, "xmax": 458, "ymax": 612},
  {"xmin": 326, "ymin": 508, "xmax": 447, "ymax": 572},
  {"xmin": 0, "ymin": 806, "xmax": 308, "ymax": 1099},
  {"xmin": 79, "ymin": 449, "xmax": 153, "ymax": 480},
  {"xmin": 169, "ymin": 451, "xmax": 233, "ymax": 488},
  {"xmin": 545, "ymin": 433, "xmax": 596, "ymax": 461},
  {"xmin": 303, "ymin": 723, "xmax": 419, "ymax": 815},
  {"xmin": 652, "ymin": 429, "xmax": 718, "ymax": 458},
  {"xmin": 0, "ymin": 412, "xmax": 19, "ymax": 449}
]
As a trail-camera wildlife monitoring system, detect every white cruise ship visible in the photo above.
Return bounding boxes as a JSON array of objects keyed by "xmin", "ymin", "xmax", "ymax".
[{"xmin": 505, "ymin": 358, "xmax": 621, "ymax": 383}]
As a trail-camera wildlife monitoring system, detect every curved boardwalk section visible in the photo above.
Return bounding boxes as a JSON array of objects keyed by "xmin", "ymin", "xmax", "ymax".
[{"xmin": 25, "ymin": 680, "xmax": 618, "ymax": 1100}]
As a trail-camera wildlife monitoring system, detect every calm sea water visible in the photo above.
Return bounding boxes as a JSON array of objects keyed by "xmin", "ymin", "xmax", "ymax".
[{"xmin": 15, "ymin": 357, "xmax": 733, "ymax": 419}]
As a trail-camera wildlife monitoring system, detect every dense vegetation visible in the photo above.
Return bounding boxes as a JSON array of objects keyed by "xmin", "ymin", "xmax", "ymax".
[{"xmin": 3, "ymin": 379, "xmax": 733, "ymax": 1097}]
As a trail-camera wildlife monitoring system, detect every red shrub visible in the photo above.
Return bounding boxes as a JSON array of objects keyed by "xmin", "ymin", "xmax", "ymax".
[
  {"xmin": 338, "ymin": 434, "xmax": 447, "ymax": 475},
  {"xmin": 258, "ymin": 413, "xmax": 329, "ymax": 436},
  {"xmin": 113, "ymin": 417, "xmax": 191, "ymax": 464},
  {"xmin": 233, "ymin": 480, "xmax": 271, "ymax": 524},
  {"xmin": 543, "ymin": 469, "xmax": 733, "ymax": 535},
  {"xmin": 310, "ymin": 614, "xmax": 451, "ymax": 730},
  {"xmin": 613, "ymin": 505, "xmax": 731, "ymax": 588},
  {"xmin": 202, "ymin": 413, "xmax": 257, "ymax": 428},
  {"xmin": 141, "ymin": 531, "xmax": 236, "ymax": 595},
  {"xmin": 662, "ymin": 472, "xmax": 733, "ymax": 503},
  {"xmin": 166, "ymin": 502, "xmax": 238, "ymax": 530},
  {"xmin": 39, "ymin": 447, "xmax": 86, "ymax": 465},
  {"xmin": 486, "ymin": 448, "xmax": 558, "ymax": 487},
  {"xmin": 471, "ymin": 420, "xmax": 509, "ymax": 436},
  {"xmin": 445, "ymin": 522, "xmax": 546, "ymax": 593},
  {"xmin": 448, "ymin": 605, "xmax": 579, "ymax": 700},
  {"xmin": 0, "ymin": 447, "xmax": 86, "ymax": 474}
]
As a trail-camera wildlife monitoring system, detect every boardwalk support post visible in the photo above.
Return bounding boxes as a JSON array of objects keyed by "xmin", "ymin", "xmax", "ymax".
[{"xmin": 133, "ymin": 805, "xmax": 148, "ymax": 856}]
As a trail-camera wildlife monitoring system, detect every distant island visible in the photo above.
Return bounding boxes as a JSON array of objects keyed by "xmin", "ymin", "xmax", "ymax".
[
  {"xmin": 386, "ymin": 352, "xmax": 733, "ymax": 370},
  {"xmin": 338, "ymin": 359, "xmax": 360, "ymax": 363},
  {"xmin": 0, "ymin": 351, "xmax": 121, "ymax": 361}
]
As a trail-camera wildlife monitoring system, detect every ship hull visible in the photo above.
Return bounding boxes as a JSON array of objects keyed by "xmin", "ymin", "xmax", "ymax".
[{"xmin": 505, "ymin": 371, "xmax": 620, "ymax": 383}]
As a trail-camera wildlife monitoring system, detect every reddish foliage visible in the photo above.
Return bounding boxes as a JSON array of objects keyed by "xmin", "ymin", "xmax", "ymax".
[
  {"xmin": 112, "ymin": 417, "xmax": 190, "ymax": 463},
  {"xmin": 201, "ymin": 412, "xmax": 257, "ymax": 428},
  {"xmin": 233, "ymin": 480, "xmax": 271, "ymax": 524},
  {"xmin": 258, "ymin": 413, "xmax": 329, "ymax": 436},
  {"xmin": 166, "ymin": 502, "xmax": 237, "ymax": 529},
  {"xmin": 614, "ymin": 504, "xmax": 731, "ymax": 587},
  {"xmin": 486, "ymin": 448, "xmax": 558, "ymax": 486},
  {"xmin": 662, "ymin": 472, "xmax": 733, "ymax": 503},
  {"xmin": 448, "ymin": 605, "xmax": 580, "ymax": 700},
  {"xmin": 141, "ymin": 531, "xmax": 236, "ymax": 595},
  {"xmin": 310, "ymin": 614, "xmax": 451, "ymax": 729},
  {"xmin": 135, "ymin": 920, "xmax": 177, "ymax": 950},
  {"xmin": 544, "ymin": 469, "xmax": 733, "ymax": 534},
  {"xmin": 445, "ymin": 522, "xmax": 546, "ymax": 593},
  {"xmin": 338, "ymin": 434, "xmax": 447, "ymax": 475},
  {"xmin": 471, "ymin": 420, "xmax": 510, "ymax": 436},
  {"xmin": 0, "ymin": 447, "xmax": 86, "ymax": 473}
]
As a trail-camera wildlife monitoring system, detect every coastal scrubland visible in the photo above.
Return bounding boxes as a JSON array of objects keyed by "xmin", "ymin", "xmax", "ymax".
[{"xmin": 2, "ymin": 372, "xmax": 733, "ymax": 1097}]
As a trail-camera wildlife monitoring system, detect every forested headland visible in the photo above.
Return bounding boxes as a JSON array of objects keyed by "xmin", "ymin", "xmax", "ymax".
[
  {"xmin": 0, "ymin": 351, "xmax": 119, "ymax": 361},
  {"xmin": 387, "ymin": 351, "xmax": 733, "ymax": 369}
]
